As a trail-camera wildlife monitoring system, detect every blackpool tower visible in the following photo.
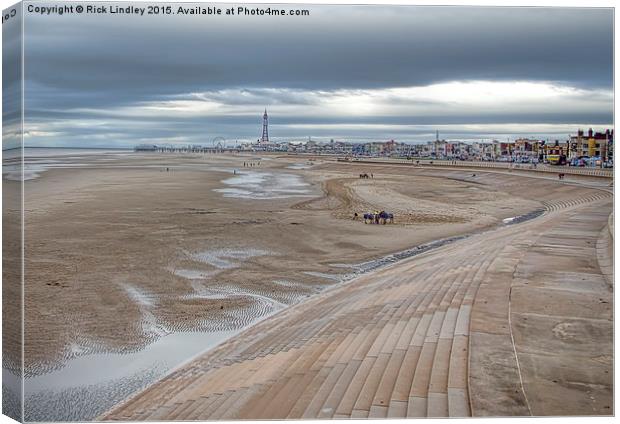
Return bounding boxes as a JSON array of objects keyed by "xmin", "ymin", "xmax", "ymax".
[{"xmin": 261, "ymin": 109, "xmax": 269, "ymax": 143}]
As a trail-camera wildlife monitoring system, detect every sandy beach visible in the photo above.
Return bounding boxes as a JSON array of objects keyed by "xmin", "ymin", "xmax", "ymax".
[{"xmin": 2, "ymin": 150, "xmax": 612, "ymax": 420}]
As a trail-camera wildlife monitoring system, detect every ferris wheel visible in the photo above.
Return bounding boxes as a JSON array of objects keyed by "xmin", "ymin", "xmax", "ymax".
[{"xmin": 212, "ymin": 136, "xmax": 226, "ymax": 149}]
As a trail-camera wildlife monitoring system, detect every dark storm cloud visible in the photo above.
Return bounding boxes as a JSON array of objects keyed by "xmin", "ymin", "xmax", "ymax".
[
  {"xmin": 19, "ymin": 4, "xmax": 614, "ymax": 146},
  {"xmin": 25, "ymin": 6, "xmax": 613, "ymax": 93}
]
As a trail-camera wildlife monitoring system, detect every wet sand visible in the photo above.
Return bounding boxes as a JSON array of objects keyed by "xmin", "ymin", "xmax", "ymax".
[{"xmin": 3, "ymin": 150, "xmax": 608, "ymax": 420}]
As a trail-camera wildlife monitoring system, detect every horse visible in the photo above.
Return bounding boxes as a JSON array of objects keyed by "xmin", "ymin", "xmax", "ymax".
[
  {"xmin": 378, "ymin": 210, "xmax": 388, "ymax": 224},
  {"xmin": 363, "ymin": 211, "xmax": 394, "ymax": 224},
  {"xmin": 379, "ymin": 211, "xmax": 395, "ymax": 224}
]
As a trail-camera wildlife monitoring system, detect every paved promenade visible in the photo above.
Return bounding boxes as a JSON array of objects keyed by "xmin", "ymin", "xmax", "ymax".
[
  {"xmin": 342, "ymin": 157, "xmax": 614, "ymax": 178},
  {"xmin": 103, "ymin": 179, "xmax": 613, "ymax": 420}
]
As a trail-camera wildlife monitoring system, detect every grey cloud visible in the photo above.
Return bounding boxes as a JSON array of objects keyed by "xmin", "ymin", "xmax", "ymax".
[
  {"xmin": 25, "ymin": 6, "xmax": 613, "ymax": 94},
  {"xmin": 3, "ymin": 2, "xmax": 23, "ymax": 149},
  {"xmin": 16, "ymin": 4, "xmax": 615, "ymax": 147}
]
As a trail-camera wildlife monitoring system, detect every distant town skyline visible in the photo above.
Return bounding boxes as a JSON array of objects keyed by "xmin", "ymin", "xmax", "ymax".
[{"xmin": 3, "ymin": 5, "xmax": 613, "ymax": 149}]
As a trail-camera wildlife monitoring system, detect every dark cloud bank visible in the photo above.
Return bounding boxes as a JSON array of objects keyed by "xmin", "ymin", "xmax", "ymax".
[{"xmin": 14, "ymin": 4, "xmax": 614, "ymax": 147}]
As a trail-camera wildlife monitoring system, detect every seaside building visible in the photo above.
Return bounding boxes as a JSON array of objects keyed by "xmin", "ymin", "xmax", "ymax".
[
  {"xmin": 471, "ymin": 141, "xmax": 497, "ymax": 160},
  {"xmin": 542, "ymin": 140, "xmax": 569, "ymax": 164},
  {"xmin": 568, "ymin": 128, "xmax": 613, "ymax": 160},
  {"xmin": 383, "ymin": 139, "xmax": 397, "ymax": 155},
  {"xmin": 447, "ymin": 141, "xmax": 473, "ymax": 159},
  {"xmin": 513, "ymin": 138, "xmax": 542, "ymax": 162},
  {"xmin": 350, "ymin": 141, "xmax": 396, "ymax": 156}
]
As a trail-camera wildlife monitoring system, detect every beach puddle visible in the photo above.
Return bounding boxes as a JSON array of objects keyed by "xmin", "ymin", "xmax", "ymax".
[
  {"xmin": 23, "ymin": 329, "xmax": 240, "ymax": 422},
  {"xmin": 21, "ymin": 244, "xmax": 281, "ymax": 422},
  {"xmin": 23, "ymin": 254, "xmax": 286, "ymax": 420},
  {"xmin": 3, "ymin": 369, "xmax": 21, "ymax": 420},
  {"xmin": 3, "ymin": 156, "xmax": 115, "ymax": 181},
  {"xmin": 169, "ymin": 267, "xmax": 214, "ymax": 280},
  {"xmin": 195, "ymin": 284, "xmax": 287, "ymax": 309},
  {"xmin": 189, "ymin": 248, "xmax": 271, "ymax": 269},
  {"xmin": 3, "ymin": 149, "xmax": 227, "ymax": 181},
  {"xmin": 121, "ymin": 284, "xmax": 169, "ymax": 339},
  {"xmin": 502, "ymin": 209, "xmax": 545, "ymax": 225},
  {"xmin": 168, "ymin": 248, "xmax": 270, "ymax": 284},
  {"xmin": 286, "ymin": 162, "xmax": 314, "ymax": 170},
  {"xmin": 3, "ymin": 164, "xmax": 42, "ymax": 181},
  {"xmin": 215, "ymin": 171, "xmax": 312, "ymax": 199}
]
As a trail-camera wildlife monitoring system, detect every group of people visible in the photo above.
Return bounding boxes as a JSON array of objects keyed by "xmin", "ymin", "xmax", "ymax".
[
  {"xmin": 354, "ymin": 210, "xmax": 394, "ymax": 224},
  {"xmin": 359, "ymin": 173, "xmax": 374, "ymax": 179},
  {"xmin": 243, "ymin": 161, "xmax": 260, "ymax": 167}
]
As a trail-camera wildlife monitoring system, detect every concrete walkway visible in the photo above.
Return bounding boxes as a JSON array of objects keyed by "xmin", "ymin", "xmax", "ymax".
[{"xmin": 103, "ymin": 184, "xmax": 613, "ymax": 420}]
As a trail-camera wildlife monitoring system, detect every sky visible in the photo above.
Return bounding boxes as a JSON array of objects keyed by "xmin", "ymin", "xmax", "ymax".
[{"xmin": 3, "ymin": 4, "xmax": 614, "ymax": 148}]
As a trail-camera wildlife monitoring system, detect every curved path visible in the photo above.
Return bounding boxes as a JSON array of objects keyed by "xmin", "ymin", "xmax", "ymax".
[{"xmin": 103, "ymin": 177, "xmax": 613, "ymax": 420}]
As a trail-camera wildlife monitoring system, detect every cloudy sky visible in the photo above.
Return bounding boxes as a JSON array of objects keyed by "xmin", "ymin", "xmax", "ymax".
[{"xmin": 5, "ymin": 4, "xmax": 614, "ymax": 148}]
